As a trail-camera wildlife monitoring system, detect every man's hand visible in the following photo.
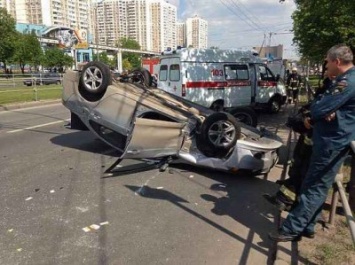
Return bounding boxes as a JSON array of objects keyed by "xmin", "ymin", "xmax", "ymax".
[
  {"xmin": 304, "ymin": 117, "xmax": 312, "ymax": 129},
  {"xmin": 325, "ymin": 112, "xmax": 336, "ymax": 122}
]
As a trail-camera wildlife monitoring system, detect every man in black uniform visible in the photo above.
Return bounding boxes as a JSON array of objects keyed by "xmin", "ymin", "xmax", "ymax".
[
  {"xmin": 287, "ymin": 67, "xmax": 302, "ymax": 103},
  {"xmin": 263, "ymin": 69, "xmax": 332, "ymax": 214}
]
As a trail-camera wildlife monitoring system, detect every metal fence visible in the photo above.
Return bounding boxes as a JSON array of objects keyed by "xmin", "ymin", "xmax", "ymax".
[
  {"xmin": 0, "ymin": 73, "xmax": 63, "ymax": 86},
  {"xmin": 329, "ymin": 142, "xmax": 355, "ymax": 245},
  {"xmin": 0, "ymin": 73, "xmax": 63, "ymax": 104}
]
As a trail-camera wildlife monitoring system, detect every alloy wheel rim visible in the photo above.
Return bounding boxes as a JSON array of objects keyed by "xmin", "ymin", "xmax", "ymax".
[
  {"xmin": 208, "ymin": 120, "xmax": 236, "ymax": 147},
  {"xmin": 83, "ymin": 66, "xmax": 103, "ymax": 91}
]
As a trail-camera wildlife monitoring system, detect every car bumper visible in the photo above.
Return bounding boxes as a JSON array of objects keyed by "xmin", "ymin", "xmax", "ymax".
[{"xmin": 178, "ymin": 142, "xmax": 280, "ymax": 174}]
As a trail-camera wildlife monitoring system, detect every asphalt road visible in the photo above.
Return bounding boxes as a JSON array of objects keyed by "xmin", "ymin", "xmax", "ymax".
[{"xmin": 0, "ymin": 103, "xmax": 291, "ymax": 265}]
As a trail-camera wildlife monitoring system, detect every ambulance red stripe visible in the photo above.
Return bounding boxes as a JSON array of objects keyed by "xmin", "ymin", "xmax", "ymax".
[
  {"xmin": 258, "ymin": 81, "xmax": 277, "ymax": 87},
  {"xmin": 186, "ymin": 80, "xmax": 251, "ymax": 88}
]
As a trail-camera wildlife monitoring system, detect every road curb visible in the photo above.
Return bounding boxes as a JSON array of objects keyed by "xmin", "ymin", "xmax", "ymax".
[{"xmin": 0, "ymin": 99, "xmax": 61, "ymax": 112}]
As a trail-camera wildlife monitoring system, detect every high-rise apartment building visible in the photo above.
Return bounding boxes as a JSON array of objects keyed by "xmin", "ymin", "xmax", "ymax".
[
  {"xmin": 150, "ymin": 0, "xmax": 176, "ymax": 52},
  {"xmin": 91, "ymin": 0, "xmax": 128, "ymax": 47},
  {"xmin": 2, "ymin": 0, "xmax": 201, "ymax": 54},
  {"xmin": 126, "ymin": 0, "xmax": 152, "ymax": 50},
  {"xmin": 186, "ymin": 15, "xmax": 208, "ymax": 49},
  {"xmin": 92, "ymin": 0, "xmax": 176, "ymax": 52},
  {"xmin": 3, "ymin": 0, "xmax": 90, "ymax": 32},
  {"xmin": 176, "ymin": 22, "xmax": 185, "ymax": 47}
]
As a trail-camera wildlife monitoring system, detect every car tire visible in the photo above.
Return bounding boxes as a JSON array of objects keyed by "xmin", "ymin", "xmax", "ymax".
[
  {"xmin": 268, "ymin": 97, "xmax": 281, "ymax": 113},
  {"xmin": 78, "ymin": 61, "xmax": 112, "ymax": 102},
  {"xmin": 229, "ymin": 106, "xmax": 258, "ymax": 127},
  {"xmin": 197, "ymin": 112, "xmax": 241, "ymax": 158},
  {"xmin": 130, "ymin": 68, "xmax": 152, "ymax": 87}
]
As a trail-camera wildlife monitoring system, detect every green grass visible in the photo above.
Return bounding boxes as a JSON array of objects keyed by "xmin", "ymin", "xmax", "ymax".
[{"xmin": 0, "ymin": 84, "xmax": 62, "ymax": 105}]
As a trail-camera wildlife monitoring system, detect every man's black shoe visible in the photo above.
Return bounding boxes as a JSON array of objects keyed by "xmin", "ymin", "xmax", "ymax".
[
  {"xmin": 302, "ymin": 230, "xmax": 315, "ymax": 239},
  {"xmin": 269, "ymin": 231, "xmax": 301, "ymax": 242},
  {"xmin": 262, "ymin": 194, "xmax": 291, "ymax": 212}
]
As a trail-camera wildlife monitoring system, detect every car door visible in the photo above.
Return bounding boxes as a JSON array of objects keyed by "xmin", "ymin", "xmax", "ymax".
[
  {"xmin": 42, "ymin": 73, "xmax": 50, "ymax": 85},
  {"xmin": 89, "ymin": 91, "xmax": 186, "ymax": 159},
  {"xmin": 122, "ymin": 114, "xmax": 186, "ymax": 159}
]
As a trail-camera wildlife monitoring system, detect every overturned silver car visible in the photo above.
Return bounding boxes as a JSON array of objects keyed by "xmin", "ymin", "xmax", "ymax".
[{"xmin": 62, "ymin": 62, "xmax": 282, "ymax": 174}]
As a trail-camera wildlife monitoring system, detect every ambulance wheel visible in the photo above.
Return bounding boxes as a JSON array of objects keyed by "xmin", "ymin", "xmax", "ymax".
[
  {"xmin": 198, "ymin": 112, "xmax": 241, "ymax": 158},
  {"xmin": 78, "ymin": 61, "xmax": 112, "ymax": 102},
  {"xmin": 269, "ymin": 97, "xmax": 281, "ymax": 113},
  {"xmin": 229, "ymin": 107, "xmax": 257, "ymax": 127},
  {"xmin": 131, "ymin": 68, "xmax": 152, "ymax": 87}
]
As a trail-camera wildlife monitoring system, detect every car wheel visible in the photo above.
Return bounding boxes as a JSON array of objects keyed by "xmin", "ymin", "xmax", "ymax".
[
  {"xmin": 229, "ymin": 106, "xmax": 258, "ymax": 127},
  {"xmin": 130, "ymin": 68, "xmax": 152, "ymax": 87},
  {"xmin": 198, "ymin": 112, "xmax": 241, "ymax": 158},
  {"xmin": 269, "ymin": 98, "xmax": 281, "ymax": 113},
  {"xmin": 78, "ymin": 61, "xmax": 112, "ymax": 102}
]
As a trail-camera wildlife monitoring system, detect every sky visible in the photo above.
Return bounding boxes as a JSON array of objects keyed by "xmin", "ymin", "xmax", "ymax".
[{"xmin": 168, "ymin": 0, "xmax": 298, "ymax": 60}]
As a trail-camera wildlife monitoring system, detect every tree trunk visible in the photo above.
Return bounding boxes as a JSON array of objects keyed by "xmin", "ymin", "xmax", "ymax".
[{"xmin": 21, "ymin": 63, "xmax": 25, "ymax": 74}]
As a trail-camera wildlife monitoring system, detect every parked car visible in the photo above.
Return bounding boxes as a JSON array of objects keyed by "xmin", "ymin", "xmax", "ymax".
[
  {"xmin": 62, "ymin": 61, "xmax": 283, "ymax": 174},
  {"xmin": 23, "ymin": 73, "xmax": 62, "ymax": 86}
]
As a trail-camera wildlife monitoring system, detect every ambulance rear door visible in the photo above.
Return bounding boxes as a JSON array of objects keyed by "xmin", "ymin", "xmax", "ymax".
[{"xmin": 157, "ymin": 57, "xmax": 182, "ymax": 96}]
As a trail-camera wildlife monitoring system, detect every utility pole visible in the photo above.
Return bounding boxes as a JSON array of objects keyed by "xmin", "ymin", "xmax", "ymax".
[{"xmin": 268, "ymin": 32, "xmax": 272, "ymax": 59}]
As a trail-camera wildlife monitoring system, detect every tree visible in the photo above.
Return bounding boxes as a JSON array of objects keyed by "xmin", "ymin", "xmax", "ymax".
[
  {"xmin": 117, "ymin": 37, "xmax": 141, "ymax": 69},
  {"xmin": 42, "ymin": 47, "xmax": 74, "ymax": 71},
  {"xmin": 291, "ymin": 1, "xmax": 355, "ymax": 63},
  {"xmin": 93, "ymin": 51, "xmax": 116, "ymax": 68},
  {"xmin": 0, "ymin": 8, "xmax": 17, "ymax": 70},
  {"xmin": 122, "ymin": 58, "xmax": 132, "ymax": 71},
  {"xmin": 12, "ymin": 32, "xmax": 43, "ymax": 74}
]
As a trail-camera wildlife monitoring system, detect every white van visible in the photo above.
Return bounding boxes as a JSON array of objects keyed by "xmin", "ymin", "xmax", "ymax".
[{"xmin": 157, "ymin": 49, "xmax": 287, "ymax": 121}]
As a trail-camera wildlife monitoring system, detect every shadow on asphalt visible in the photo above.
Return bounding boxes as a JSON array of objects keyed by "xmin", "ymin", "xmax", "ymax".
[
  {"xmin": 50, "ymin": 130, "xmax": 120, "ymax": 157},
  {"xmin": 126, "ymin": 163, "xmax": 280, "ymax": 265}
]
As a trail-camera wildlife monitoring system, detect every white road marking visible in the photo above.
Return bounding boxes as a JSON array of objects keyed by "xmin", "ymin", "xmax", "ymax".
[{"xmin": 7, "ymin": 119, "xmax": 70, "ymax": 133}]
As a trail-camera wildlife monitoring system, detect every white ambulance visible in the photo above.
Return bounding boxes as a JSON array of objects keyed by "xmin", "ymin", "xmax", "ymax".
[{"xmin": 157, "ymin": 48, "xmax": 287, "ymax": 126}]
